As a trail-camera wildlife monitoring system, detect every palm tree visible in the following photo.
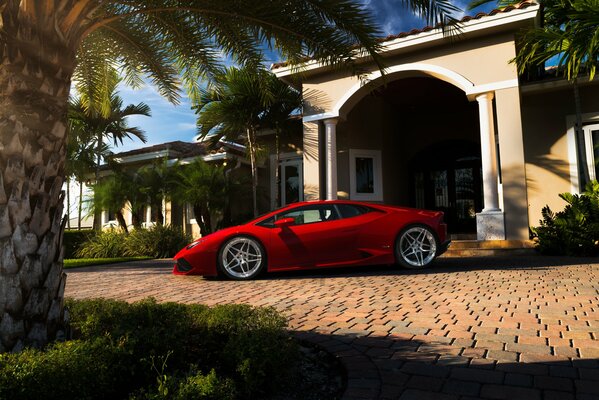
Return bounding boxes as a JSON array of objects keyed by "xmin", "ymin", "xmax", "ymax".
[
  {"xmin": 261, "ymin": 75, "xmax": 303, "ymax": 208},
  {"xmin": 66, "ymin": 114, "xmax": 108, "ymax": 230},
  {"xmin": 469, "ymin": 0, "xmax": 599, "ymax": 188},
  {"xmin": 69, "ymin": 83, "xmax": 151, "ymax": 228},
  {"xmin": 137, "ymin": 159, "xmax": 177, "ymax": 225},
  {"xmin": 171, "ymin": 159, "xmax": 228, "ymax": 236},
  {"xmin": 0, "ymin": 0, "xmax": 449, "ymax": 352},
  {"xmin": 196, "ymin": 67, "xmax": 274, "ymax": 217}
]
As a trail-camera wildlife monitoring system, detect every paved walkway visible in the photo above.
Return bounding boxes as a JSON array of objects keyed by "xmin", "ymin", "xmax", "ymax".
[{"xmin": 65, "ymin": 257, "xmax": 599, "ymax": 400}]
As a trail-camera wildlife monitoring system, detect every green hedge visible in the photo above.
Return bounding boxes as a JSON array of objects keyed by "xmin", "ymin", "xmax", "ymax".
[{"xmin": 0, "ymin": 299, "xmax": 297, "ymax": 400}]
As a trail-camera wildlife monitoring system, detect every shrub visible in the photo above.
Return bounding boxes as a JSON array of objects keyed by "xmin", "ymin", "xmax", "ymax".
[
  {"xmin": 75, "ymin": 229, "xmax": 127, "ymax": 259},
  {"xmin": 124, "ymin": 224, "xmax": 191, "ymax": 258},
  {"xmin": 74, "ymin": 225, "xmax": 190, "ymax": 259},
  {"xmin": 64, "ymin": 298, "xmax": 297, "ymax": 398},
  {"xmin": 62, "ymin": 229, "xmax": 94, "ymax": 259},
  {"xmin": 532, "ymin": 180, "xmax": 599, "ymax": 256},
  {"xmin": 0, "ymin": 338, "xmax": 133, "ymax": 400}
]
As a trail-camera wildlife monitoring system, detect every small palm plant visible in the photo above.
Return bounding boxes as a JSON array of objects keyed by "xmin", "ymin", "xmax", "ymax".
[{"xmin": 533, "ymin": 180, "xmax": 599, "ymax": 255}]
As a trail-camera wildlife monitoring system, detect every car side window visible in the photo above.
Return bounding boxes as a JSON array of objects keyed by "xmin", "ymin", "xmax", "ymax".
[
  {"xmin": 336, "ymin": 204, "xmax": 371, "ymax": 219},
  {"xmin": 277, "ymin": 205, "xmax": 339, "ymax": 226}
]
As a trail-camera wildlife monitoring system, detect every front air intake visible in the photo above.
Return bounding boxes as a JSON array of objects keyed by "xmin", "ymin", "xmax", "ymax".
[{"xmin": 175, "ymin": 258, "xmax": 193, "ymax": 272}]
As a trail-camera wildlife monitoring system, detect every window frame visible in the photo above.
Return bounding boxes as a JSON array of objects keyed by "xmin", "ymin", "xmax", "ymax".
[{"xmin": 349, "ymin": 149, "xmax": 383, "ymax": 202}]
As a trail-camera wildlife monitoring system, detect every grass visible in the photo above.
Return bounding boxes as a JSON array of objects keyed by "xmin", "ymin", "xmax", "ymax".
[{"xmin": 63, "ymin": 257, "xmax": 152, "ymax": 269}]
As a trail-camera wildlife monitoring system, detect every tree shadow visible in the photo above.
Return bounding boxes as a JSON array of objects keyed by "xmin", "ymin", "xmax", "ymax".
[
  {"xmin": 294, "ymin": 330, "xmax": 599, "ymax": 399},
  {"xmin": 260, "ymin": 255, "xmax": 599, "ymax": 281}
]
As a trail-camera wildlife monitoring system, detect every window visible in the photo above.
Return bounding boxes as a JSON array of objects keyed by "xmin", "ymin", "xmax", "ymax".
[
  {"xmin": 279, "ymin": 205, "xmax": 338, "ymax": 225},
  {"xmin": 584, "ymin": 123, "xmax": 599, "ymax": 181},
  {"xmin": 259, "ymin": 204, "xmax": 339, "ymax": 227},
  {"xmin": 349, "ymin": 149, "xmax": 383, "ymax": 201},
  {"xmin": 336, "ymin": 204, "xmax": 371, "ymax": 219},
  {"xmin": 270, "ymin": 154, "xmax": 303, "ymax": 209}
]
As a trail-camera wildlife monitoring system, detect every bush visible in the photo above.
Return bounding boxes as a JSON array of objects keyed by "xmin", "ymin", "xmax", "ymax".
[
  {"xmin": 75, "ymin": 229, "xmax": 127, "ymax": 259},
  {"xmin": 0, "ymin": 338, "xmax": 132, "ymax": 400},
  {"xmin": 532, "ymin": 180, "xmax": 599, "ymax": 256},
  {"xmin": 74, "ymin": 225, "xmax": 190, "ymax": 259},
  {"xmin": 61, "ymin": 298, "xmax": 298, "ymax": 399},
  {"xmin": 62, "ymin": 229, "xmax": 94, "ymax": 259},
  {"xmin": 124, "ymin": 225, "xmax": 191, "ymax": 258}
]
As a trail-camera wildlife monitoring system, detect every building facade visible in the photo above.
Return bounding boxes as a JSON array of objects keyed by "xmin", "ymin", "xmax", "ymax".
[{"xmin": 273, "ymin": 2, "xmax": 599, "ymax": 241}]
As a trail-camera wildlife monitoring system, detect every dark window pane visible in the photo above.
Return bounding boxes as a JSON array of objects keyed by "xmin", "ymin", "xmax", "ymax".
[
  {"xmin": 356, "ymin": 157, "xmax": 374, "ymax": 193},
  {"xmin": 337, "ymin": 204, "xmax": 368, "ymax": 218},
  {"xmin": 593, "ymin": 130, "xmax": 599, "ymax": 179},
  {"xmin": 284, "ymin": 164, "xmax": 300, "ymax": 204}
]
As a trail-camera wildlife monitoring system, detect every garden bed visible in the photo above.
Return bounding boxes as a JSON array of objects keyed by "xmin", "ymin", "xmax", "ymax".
[{"xmin": 63, "ymin": 257, "xmax": 152, "ymax": 269}]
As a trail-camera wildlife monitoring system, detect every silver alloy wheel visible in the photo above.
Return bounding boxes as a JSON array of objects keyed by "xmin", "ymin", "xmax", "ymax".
[
  {"xmin": 220, "ymin": 237, "xmax": 264, "ymax": 279},
  {"xmin": 398, "ymin": 226, "xmax": 437, "ymax": 268}
]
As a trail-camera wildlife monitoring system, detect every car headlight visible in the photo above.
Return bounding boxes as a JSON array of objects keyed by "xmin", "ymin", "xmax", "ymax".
[{"xmin": 186, "ymin": 240, "xmax": 203, "ymax": 250}]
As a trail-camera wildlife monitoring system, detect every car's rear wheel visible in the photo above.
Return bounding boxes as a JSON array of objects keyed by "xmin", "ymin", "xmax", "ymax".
[
  {"xmin": 218, "ymin": 236, "xmax": 266, "ymax": 280},
  {"xmin": 395, "ymin": 225, "xmax": 438, "ymax": 269}
]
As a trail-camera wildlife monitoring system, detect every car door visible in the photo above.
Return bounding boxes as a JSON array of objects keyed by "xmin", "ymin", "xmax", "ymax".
[{"xmin": 266, "ymin": 204, "xmax": 356, "ymax": 269}]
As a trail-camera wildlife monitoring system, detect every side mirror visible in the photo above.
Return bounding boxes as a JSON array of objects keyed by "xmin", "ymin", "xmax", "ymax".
[{"xmin": 274, "ymin": 217, "xmax": 295, "ymax": 228}]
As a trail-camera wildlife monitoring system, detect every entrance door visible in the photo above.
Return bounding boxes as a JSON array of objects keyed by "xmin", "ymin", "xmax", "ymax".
[{"xmin": 411, "ymin": 142, "xmax": 483, "ymax": 234}]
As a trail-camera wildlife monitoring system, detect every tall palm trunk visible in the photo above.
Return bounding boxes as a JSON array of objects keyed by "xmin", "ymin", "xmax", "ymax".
[
  {"xmin": 78, "ymin": 180, "xmax": 84, "ymax": 230},
  {"xmin": 274, "ymin": 126, "xmax": 281, "ymax": 209},
  {"xmin": 573, "ymin": 80, "xmax": 590, "ymax": 190},
  {"xmin": 0, "ymin": 12, "xmax": 80, "ymax": 352},
  {"xmin": 247, "ymin": 127, "xmax": 259, "ymax": 217},
  {"xmin": 66, "ymin": 177, "xmax": 72, "ymax": 229},
  {"xmin": 92, "ymin": 132, "xmax": 103, "ymax": 230}
]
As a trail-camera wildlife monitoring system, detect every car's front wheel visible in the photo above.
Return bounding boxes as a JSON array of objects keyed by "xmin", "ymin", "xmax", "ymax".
[
  {"xmin": 218, "ymin": 236, "xmax": 266, "ymax": 280},
  {"xmin": 395, "ymin": 225, "xmax": 438, "ymax": 269}
]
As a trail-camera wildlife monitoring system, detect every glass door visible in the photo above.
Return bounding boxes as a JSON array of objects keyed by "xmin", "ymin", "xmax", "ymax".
[{"xmin": 279, "ymin": 158, "xmax": 303, "ymax": 206}]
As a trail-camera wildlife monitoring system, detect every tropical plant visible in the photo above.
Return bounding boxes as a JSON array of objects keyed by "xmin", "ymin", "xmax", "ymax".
[
  {"xmin": 123, "ymin": 224, "xmax": 191, "ymax": 259},
  {"xmin": 91, "ymin": 169, "xmax": 147, "ymax": 232},
  {"xmin": 137, "ymin": 159, "xmax": 177, "ymax": 225},
  {"xmin": 0, "ymin": 0, "xmax": 449, "ymax": 352},
  {"xmin": 532, "ymin": 180, "xmax": 599, "ymax": 255},
  {"xmin": 469, "ymin": 0, "xmax": 599, "ymax": 188},
  {"xmin": 197, "ymin": 67, "xmax": 302, "ymax": 216},
  {"xmin": 261, "ymin": 74, "xmax": 303, "ymax": 208},
  {"xmin": 171, "ymin": 159, "xmax": 228, "ymax": 236},
  {"xmin": 69, "ymin": 81, "xmax": 151, "ymax": 229}
]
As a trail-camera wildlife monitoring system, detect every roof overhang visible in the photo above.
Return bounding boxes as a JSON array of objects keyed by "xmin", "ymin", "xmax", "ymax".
[{"xmin": 273, "ymin": 3, "xmax": 540, "ymax": 80}]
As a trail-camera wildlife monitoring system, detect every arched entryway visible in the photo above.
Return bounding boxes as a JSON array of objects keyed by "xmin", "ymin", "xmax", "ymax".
[{"xmin": 334, "ymin": 76, "xmax": 486, "ymax": 236}]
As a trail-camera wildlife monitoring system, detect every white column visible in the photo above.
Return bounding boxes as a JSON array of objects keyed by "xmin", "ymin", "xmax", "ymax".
[
  {"xmin": 477, "ymin": 92, "xmax": 500, "ymax": 212},
  {"xmin": 324, "ymin": 118, "xmax": 338, "ymax": 200}
]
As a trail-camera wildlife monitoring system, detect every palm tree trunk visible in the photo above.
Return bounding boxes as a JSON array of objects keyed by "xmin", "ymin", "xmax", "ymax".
[
  {"xmin": 93, "ymin": 132, "xmax": 103, "ymax": 231},
  {"xmin": 116, "ymin": 212, "xmax": 129, "ymax": 234},
  {"xmin": 247, "ymin": 128, "xmax": 259, "ymax": 217},
  {"xmin": 0, "ymin": 22, "xmax": 77, "ymax": 353},
  {"xmin": 66, "ymin": 177, "xmax": 72, "ymax": 230},
  {"xmin": 192, "ymin": 204, "xmax": 210, "ymax": 236},
  {"xmin": 275, "ymin": 127, "xmax": 281, "ymax": 208},
  {"xmin": 78, "ymin": 181, "xmax": 83, "ymax": 230},
  {"xmin": 573, "ymin": 80, "xmax": 590, "ymax": 190}
]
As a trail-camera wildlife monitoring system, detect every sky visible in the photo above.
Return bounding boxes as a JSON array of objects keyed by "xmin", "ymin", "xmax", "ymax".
[{"xmin": 113, "ymin": 0, "xmax": 496, "ymax": 154}]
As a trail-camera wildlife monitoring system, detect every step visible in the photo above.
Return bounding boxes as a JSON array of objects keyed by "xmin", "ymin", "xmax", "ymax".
[{"xmin": 441, "ymin": 240, "xmax": 537, "ymax": 258}]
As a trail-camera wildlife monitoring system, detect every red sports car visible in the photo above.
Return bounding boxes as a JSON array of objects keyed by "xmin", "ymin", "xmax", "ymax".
[{"xmin": 173, "ymin": 200, "xmax": 450, "ymax": 280}]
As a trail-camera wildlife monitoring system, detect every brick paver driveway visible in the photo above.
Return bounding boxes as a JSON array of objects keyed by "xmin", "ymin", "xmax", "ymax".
[{"xmin": 65, "ymin": 257, "xmax": 599, "ymax": 400}]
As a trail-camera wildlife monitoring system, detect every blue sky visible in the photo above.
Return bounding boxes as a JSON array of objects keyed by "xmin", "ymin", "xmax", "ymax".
[{"xmin": 114, "ymin": 0, "xmax": 496, "ymax": 154}]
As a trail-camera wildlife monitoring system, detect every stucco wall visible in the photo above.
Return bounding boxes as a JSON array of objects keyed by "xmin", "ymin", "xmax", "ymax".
[
  {"xmin": 302, "ymin": 33, "xmax": 519, "ymax": 118},
  {"xmin": 521, "ymin": 82, "xmax": 599, "ymax": 226}
]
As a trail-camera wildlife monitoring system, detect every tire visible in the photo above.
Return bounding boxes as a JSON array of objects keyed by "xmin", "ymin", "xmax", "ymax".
[
  {"xmin": 395, "ymin": 225, "xmax": 438, "ymax": 269},
  {"xmin": 217, "ymin": 236, "xmax": 266, "ymax": 280}
]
